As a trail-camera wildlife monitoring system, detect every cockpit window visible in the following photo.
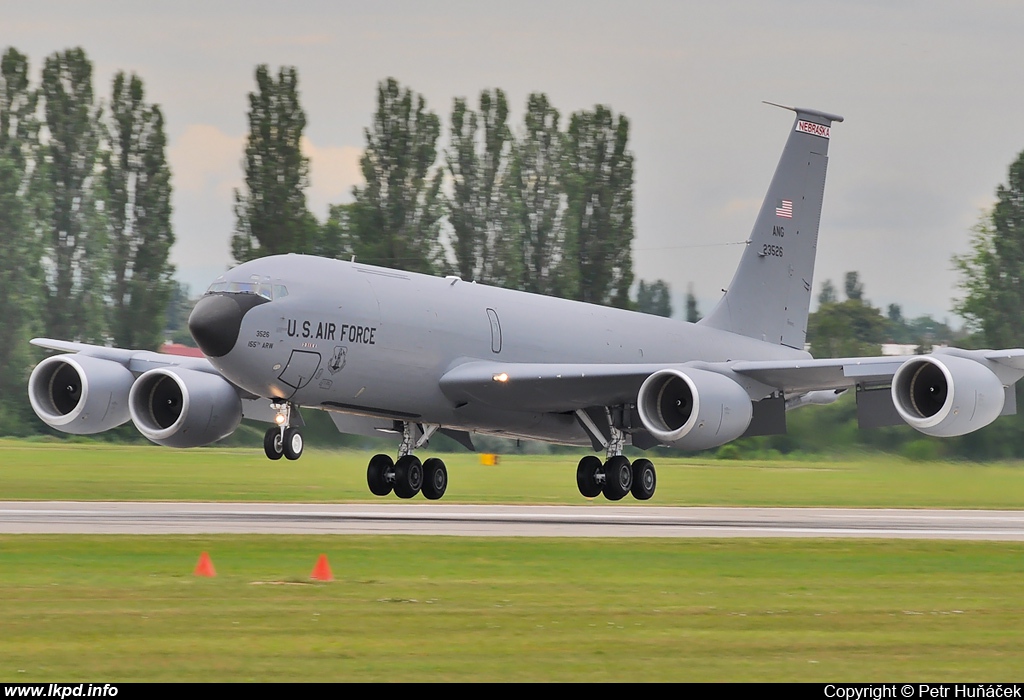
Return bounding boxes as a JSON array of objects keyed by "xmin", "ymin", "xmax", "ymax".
[{"xmin": 205, "ymin": 280, "xmax": 287, "ymax": 301}]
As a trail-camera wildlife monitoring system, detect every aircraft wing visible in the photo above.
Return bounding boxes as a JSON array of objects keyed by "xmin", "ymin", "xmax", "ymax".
[
  {"xmin": 438, "ymin": 357, "xmax": 862, "ymax": 413},
  {"xmin": 726, "ymin": 356, "xmax": 906, "ymax": 394},
  {"xmin": 31, "ymin": 338, "xmax": 219, "ymax": 376},
  {"xmin": 30, "ymin": 338, "xmax": 270, "ymax": 410},
  {"xmin": 438, "ymin": 357, "xmax": 897, "ymax": 414},
  {"xmin": 439, "ymin": 361, "xmax": 687, "ymax": 413},
  {"xmin": 730, "ymin": 348, "xmax": 1024, "ymax": 393},
  {"xmin": 440, "ymin": 349, "xmax": 1024, "ymax": 414},
  {"xmin": 981, "ymin": 348, "xmax": 1024, "ymax": 370}
]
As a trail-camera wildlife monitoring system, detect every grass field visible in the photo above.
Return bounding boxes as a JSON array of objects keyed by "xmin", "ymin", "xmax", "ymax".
[
  {"xmin": 1, "ymin": 536, "xmax": 1023, "ymax": 682},
  {"xmin": 2, "ymin": 440, "xmax": 1024, "ymax": 681},
  {"xmin": 3, "ymin": 439, "xmax": 1024, "ymax": 508}
]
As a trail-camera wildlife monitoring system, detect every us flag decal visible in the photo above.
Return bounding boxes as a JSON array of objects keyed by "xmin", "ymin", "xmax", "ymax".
[{"xmin": 775, "ymin": 199, "xmax": 793, "ymax": 218}]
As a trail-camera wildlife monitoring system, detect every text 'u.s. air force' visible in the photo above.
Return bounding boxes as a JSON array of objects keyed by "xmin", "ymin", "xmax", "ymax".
[{"xmin": 286, "ymin": 319, "xmax": 376, "ymax": 344}]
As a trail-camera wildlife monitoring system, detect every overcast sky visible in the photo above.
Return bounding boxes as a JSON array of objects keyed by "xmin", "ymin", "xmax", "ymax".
[{"xmin": 4, "ymin": 1, "xmax": 1023, "ymax": 322}]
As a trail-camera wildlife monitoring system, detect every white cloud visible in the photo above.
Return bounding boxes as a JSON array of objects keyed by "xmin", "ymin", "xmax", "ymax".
[
  {"xmin": 168, "ymin": 124, "xmax": 244, "ymax": 196},
  {"xmin": 302, "ymin": 137, "xmax": 363, "ymax": 217},
  {"xmin": 166, "ymin": 125, "xmax": 363, "ymax": 292},
  {"xmin": 167, "ymin": 125, "xmax": 243, "ymax": 293}
]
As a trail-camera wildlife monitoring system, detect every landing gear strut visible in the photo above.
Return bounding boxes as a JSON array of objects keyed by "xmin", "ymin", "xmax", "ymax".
[
  {"xmin": 574, "ymin": 407, "xmax": 657, "ymax": 501},
  {"xmin": 263, "ymin": 402, "xmax": 304, "ymax": 461},
  {"xmin": 366, "ymin": 422, "xmax": 448, "ymax": 500}
]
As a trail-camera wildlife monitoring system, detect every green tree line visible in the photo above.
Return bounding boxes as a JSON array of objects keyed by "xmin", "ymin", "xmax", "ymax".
[
  {"xmin": 5, "ymin": 50, "xmax": 1024, "ymax": 462},
  {"xmin": 232, "ymin": 73, "xmax": 657, "ymax": 309},
  {"xmin": 0, "ymin": 46, "xmax": 173, "ymax": 435},
  {"xmin": 0, "ymin": 52, "xmax": 671, "ymax": 437}
]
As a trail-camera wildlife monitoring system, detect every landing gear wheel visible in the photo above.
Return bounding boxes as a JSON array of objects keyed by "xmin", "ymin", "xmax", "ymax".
[
  {"xmin": 630, "ymin": 458, "xmax": 656, "ymax": 500},
  {"xmin": 602, "ymin": 455, "xmax": 632, "ymax": 501},
  {"xmin": 263, "ymin": 428, "xmax": 284, "ymax": 460},
  {"xmin": 283, "ymin": 427, "xmax": 304, "ymax": 460},
  {"xmin": 576, "ymin": 455, "xmax": 603, "ymax": 498},
  {"xmin": 393, "ymin": 455, "xmax": 423, "ymax": 499},
  {"xmin": 421, "ymin": 458, "xmax": 448, "ymax": 500},
  {"xmin": 367, "ymin": 453, "xmax": 395, "ymax": 496}
]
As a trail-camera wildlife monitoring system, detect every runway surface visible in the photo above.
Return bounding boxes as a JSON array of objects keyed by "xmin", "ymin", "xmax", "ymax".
[{"xmin": 2, "ymin": 502, "xmax": 1024, "ymax": 539}]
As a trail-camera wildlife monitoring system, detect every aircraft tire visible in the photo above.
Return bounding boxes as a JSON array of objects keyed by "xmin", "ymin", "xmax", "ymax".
[
  {"xmin": 283, "ymin": 427, "xmax": 304, "ymax": 460},
  {"xmin": 367, "ymin": 453, "xmax": 394, "ymax": 496},
  {"xmin": 630, "ymin": 458, "xmax": 656, "ymax": 500},
  {"xmin": 421, "ymin": 458, "xmax": 448, "ymax": 500},
  {"xmin": 602, "ymin": 455, "xmax": 632, "ymax": 501},
  {"xmin": 393, "ymin": 454, "xmax": 423, "ymax": 499},
  {"xmin": 263, "ymin": 428, "xmax": 284, "ymax": 460},
  {"xmin": 576, "ymin": 455, "xmax": 603, "ymax": 498}
]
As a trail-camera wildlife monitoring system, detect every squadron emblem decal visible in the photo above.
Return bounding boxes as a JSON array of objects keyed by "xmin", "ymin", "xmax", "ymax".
[{"xmin": 328, "ymin": 345, "xmax": 348, "ymax": 374}]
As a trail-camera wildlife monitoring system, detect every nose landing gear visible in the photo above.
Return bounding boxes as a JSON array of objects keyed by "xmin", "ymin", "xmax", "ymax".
[{"xmin": 263, "ymin": 401, "xmax": 304, "ymax": 461}]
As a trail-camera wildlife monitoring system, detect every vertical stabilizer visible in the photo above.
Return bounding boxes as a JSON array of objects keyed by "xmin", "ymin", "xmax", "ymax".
[{"xmin": 699, "ymin": 104, "xmax": 843, "ymax": 349}]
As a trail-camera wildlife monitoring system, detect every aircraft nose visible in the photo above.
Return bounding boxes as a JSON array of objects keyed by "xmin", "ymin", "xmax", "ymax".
[{"xmin": 188, "ymin": 294, "xmax": 269, "ymax": 358}]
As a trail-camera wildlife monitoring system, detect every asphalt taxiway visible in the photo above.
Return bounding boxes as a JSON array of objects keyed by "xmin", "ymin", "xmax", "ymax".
[{"xmin": 1, "ymin": 502, "xmax": 1023, "ymax": 539}]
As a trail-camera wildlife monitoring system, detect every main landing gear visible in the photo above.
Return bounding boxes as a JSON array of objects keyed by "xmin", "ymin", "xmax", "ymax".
[
  {"xmin": 366, "ymin": 423, "xmax": 448, "ymax": 500},
  {"xmin": 576, "ymin": 455, "xmax": 656, "ymax": 501},
  {"xmin": 263, "ymin": 402, "xmax": 304, "ymax": 461},
  {"xmin": 574, "ymin": 411, "xmax": 657, "ymax": 501}
]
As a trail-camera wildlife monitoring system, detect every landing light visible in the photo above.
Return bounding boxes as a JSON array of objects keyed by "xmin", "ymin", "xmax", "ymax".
[
  {"xmin": 492, "ymin": 372, "xmax": 509, "ymax": 383},
  {"xmin": 274, "ymin": 413, "xmax": 287, "ymax": 425}
]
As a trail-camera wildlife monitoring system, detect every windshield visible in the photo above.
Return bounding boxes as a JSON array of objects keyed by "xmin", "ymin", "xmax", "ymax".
[{"xmin": 205, "ymin": 279, "xmax": 287, "ymax": 300}]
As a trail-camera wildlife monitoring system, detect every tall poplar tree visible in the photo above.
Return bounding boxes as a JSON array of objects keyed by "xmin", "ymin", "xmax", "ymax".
[
  {"xmin": 509, "ymin": 93, "xmax": 567, "ymax": 296},
  {"xmin": 1, "ymin": 47, "xmax": 38, "ymax": 170},
  {"xmin": 685, "ymin": 283, "xmax": 701, "ymax": 323},
  {"xmin": 105, "ymin": 71, "xmax": 174, "ymax": 350},
  {"xmin": 954, "ymin": 149, "xmax": 1024, "ymax": 348},
  {"xmin": 563, "ymin": 105, "xmax": 634, "ymax": 308},
  {"xmin": 635, "ymin": 279, "xmax": 673, "ymax": 317},
  {"xmin": 231, "ymin": 65, "xmax": 316, "ymax": 263},
  {"xmin": 40, "ymin": 47, "xmax": 107, "ymax": 343},
  {"xmin": 447, "ymin": 88, "xmax": 518, "ymax": 285},
  {"xmin": 347, "ymin": 78, "xmax": 444, "ymax": 274},
  {"xmin": 0, "ymin": 47, "xmax": 44, "ymax": 434}
]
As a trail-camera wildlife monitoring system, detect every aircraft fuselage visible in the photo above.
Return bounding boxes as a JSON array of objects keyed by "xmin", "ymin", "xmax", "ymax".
[{"xmin": 204, "ymin": 254, "xmax": 807, "ymax": 444}]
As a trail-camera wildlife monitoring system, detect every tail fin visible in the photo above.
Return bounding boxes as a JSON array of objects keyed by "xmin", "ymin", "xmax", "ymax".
[{"xmin": 699, "ymin": 103, "xmax": 843, "ymax": 349}]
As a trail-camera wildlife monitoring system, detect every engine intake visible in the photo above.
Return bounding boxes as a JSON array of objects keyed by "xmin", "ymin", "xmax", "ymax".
[
  {"xmin": 129, "ymin": 367, "xmax": 242, "ymax": 447},
  {"xmin": 27, "ymin": 355, "xmax": 134, "ymax": 434},
  {"xmin": 891, "ymin": 355, "xmax": 1005, "ymax": 437},
  {"xmin": 637, "ymin": 368, "xmax": 753, "ymax": 450}
]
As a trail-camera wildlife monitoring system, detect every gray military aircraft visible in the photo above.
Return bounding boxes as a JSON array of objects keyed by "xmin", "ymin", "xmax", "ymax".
[{"xmin": 27, "ymin": 104, "xmax": 1024, "ymax": 501}]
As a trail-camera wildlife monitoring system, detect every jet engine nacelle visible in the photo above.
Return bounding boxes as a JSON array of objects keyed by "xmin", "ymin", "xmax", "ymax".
[
  {"xmin": 27, "ymin": 354, "xmax": 134, "ymax": 434},
  {"xmin": 636, "ymin": 368, "xmax": 753, "ymax": 450},
  {"xmin": 128, "ymin": 367, "xmax": 242, "ymax": 448},
  {"xmin": 891, "ymin": 354, "xmax": 1005, "ymax": 437}
]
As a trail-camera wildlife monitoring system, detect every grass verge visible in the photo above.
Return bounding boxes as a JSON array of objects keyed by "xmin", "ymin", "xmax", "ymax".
[
  {"xmin": 2, "ymin": 439, "xmax": 1024, "ymax": 508},
  {"xmin": 1, "ymin": 535, "xmax": 1023, "ymax": 682}
]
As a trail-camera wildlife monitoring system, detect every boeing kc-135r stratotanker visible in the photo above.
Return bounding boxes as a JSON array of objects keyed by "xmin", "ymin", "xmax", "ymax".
[{"xmin": 27, "ymin": 104, "xmax": 1024, "ymax": 501}]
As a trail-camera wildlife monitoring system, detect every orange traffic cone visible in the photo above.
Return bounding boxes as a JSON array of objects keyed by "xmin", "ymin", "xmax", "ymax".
[
  {"xmin": 311, "ymin": 554, "xmax": 334, "ymax": 582},
  {"xmin": 194, "ymin": 551, "xmax": 216, "ymax": 577}
]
